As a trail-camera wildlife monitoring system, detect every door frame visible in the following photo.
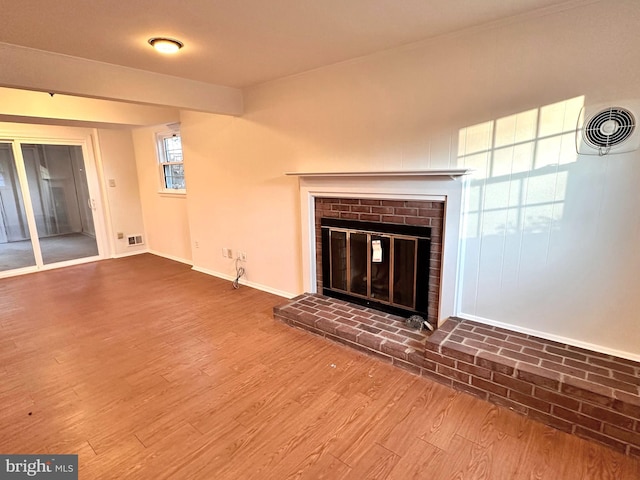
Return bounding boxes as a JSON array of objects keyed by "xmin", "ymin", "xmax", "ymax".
[{"xmin": 0, "ymin": 125, "xmax": 109, "ymax": 277}]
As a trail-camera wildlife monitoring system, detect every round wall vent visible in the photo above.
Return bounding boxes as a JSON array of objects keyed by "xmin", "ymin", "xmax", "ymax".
[{"xmin": 583, "ymin": 107, "xmax": 636, "ymax": 149}]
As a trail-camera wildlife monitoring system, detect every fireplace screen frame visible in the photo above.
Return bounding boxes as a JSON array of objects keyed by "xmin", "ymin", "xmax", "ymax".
[{"xmin": 321, "ymin": 218, "xmax": 431, "ymax": 318}]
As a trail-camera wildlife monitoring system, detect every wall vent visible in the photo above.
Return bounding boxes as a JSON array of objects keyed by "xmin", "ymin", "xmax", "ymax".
[
  {"xmin": 576, "ymin": 101, "xmax": 640, "ymax": 155},
  {"xmin": 127, "ymin": 235, "xmax": 144, "ymax": 246}
]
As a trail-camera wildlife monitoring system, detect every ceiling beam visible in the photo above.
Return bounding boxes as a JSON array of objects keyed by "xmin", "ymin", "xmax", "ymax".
[{"xmin": 0, "ymin": 42, "xmax": 243, "ymax": 116}]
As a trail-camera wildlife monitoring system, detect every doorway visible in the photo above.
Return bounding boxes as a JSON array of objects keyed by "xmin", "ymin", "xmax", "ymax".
[{"xmin": 0, "ymin": 140, "xmax": 102, "ymax": 274}]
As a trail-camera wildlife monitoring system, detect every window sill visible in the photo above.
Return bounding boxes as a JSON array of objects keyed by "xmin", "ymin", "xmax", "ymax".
[{"xmin": 158, "ymin": 190, "xmax": 186, "ymax": 198}]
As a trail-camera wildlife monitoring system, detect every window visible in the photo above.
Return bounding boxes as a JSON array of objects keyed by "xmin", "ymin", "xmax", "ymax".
[{"xmin": 156, "ymin": 131, "xmax": 185, "ymax": 192}]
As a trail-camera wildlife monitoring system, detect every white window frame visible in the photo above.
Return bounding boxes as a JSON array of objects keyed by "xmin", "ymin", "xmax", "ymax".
[{"xmin": 156, "ymin": 128, "xmax": 186, "ymax": 195}]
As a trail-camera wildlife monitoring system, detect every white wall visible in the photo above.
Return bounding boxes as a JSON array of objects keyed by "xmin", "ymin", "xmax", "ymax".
[
  {"xmin": 96, "ymin": 129, "xmax": 146, "ymax": 256},
  {"xmin": 131, "ymin": 126, "xmax": 192, "ymax": 264},
  {"xmin": 178, "ymin": 0, "xmax": 640, "ymax": 357}
]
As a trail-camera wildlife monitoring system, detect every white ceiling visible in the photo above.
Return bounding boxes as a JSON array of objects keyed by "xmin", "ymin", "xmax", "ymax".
[{"xmin": 0, "ymin": 0, "xmax": 584, "ymax": 89}]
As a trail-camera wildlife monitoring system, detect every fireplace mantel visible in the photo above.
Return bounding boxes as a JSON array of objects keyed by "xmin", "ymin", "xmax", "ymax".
[{"xmin": 286, "ymin": 168, "xmax": 472, "ymax": 180}]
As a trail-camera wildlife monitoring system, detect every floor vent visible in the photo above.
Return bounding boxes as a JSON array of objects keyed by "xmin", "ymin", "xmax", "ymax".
[{"xmin": 127, "ymin": 235, "xmax": 144, "ymax": 246}]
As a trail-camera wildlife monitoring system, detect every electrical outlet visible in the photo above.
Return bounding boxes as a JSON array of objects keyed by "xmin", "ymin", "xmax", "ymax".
[
  {"xmin": 117, "ymin": 232, "xmax": 124, "ymax": 240},
  {"xmin": 227, "ymin": 248, "xmax": 233, "ymax": 259},
  {"xmin": 240, "ymin": 252, "xmax": 247, "ymax": 261},
  {"xmin": 194, "ymin": 241, "xmax": 199, "ymax": 248}
]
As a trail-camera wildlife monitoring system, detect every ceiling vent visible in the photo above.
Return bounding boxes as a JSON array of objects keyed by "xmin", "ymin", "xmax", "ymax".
[{"xmin": 576, "ymin": 102, "xmax": 639, "ymax": 156}]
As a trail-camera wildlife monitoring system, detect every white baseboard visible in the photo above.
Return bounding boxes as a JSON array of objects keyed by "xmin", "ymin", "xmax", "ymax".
[
  {"xmin": 456, "ymin": 313, "xmax": 640, "ymax": 363},
  {"xmin": 191, "ymin": 265, "xmax": 297, "ymax": 299},
  {"xmin": 112, "ymin": 249, "xmax": 149, "ymax": 259},
  {"xmin": 147, "ymin": 250, "xmax": 193, "ymax": 266}
]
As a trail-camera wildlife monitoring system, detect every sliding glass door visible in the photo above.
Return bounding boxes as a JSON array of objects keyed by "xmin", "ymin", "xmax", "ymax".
[
  {"xmin": 0, "ymin": 143, "xmax": 36, "ymax": 271},
  {"xmin": 0, "ymin": 140, "xmax": 101, "ymax": 274}
]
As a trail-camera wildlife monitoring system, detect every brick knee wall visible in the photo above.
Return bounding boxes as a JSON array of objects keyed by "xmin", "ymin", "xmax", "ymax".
[{"xmin": 274, "ymin": 294, "xmax": 640, "ymax": 458}]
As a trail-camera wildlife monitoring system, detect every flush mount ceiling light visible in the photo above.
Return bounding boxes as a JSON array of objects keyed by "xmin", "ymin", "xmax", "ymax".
[{"xmin": 148, "ymin": 37, "xmax": 183, "ymax": 54}]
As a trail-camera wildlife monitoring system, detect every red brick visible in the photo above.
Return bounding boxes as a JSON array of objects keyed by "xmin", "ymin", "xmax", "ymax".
[
  {"xmin": 471, "ymin": 377, "xmax": 508, "ymax": 397},
  {"xmin": 611, "ymin": 370, "xmax": 640, "ymax": 387},
  {"xmin": 350, "ymin": 205, "xmax": 371, "ymax": 213},
  {"xmin": 339, "ymin": 198, "xmax": 360, "ymax": 205},
  {"xmin": 422, "ymin": 369, "xmax": 453, "ymax": 387},
  {"xmin": 457, "ymin": 331, "xmax": 487, "ymax": 343},
  {"xmin": 359, "ymin": 324, "xmax": 382, "ymax": 335},
  {"xmin": 332, "ymin": 204, "xmax": 351, "ymax": 211},
  {"xmin": 373, "ymin": 322, "xmax": 400, "ymax": 333},
  {"xmin": 316, "ymin": 317, "xmax": 338, "ymax": 334},
  {"xmin": 540, "ymin": 360, "xmax": 586, "ymax": 379},
  {"xmin": 587, "ymin": 373, "xmax": 637, "ymax": 394},
  {"xmin": 553, "ymin": 406, "xmax": 601, "ymax": 430},
  {"xmin": 360, "ymin": 199, "xmax": 382, "ymax": 206},
  {"xmin": 610, "ymin": 356, "xmax": 640, "ymax": 368},
  {"xmin": 484, "ymin": 337, "xmax": 524, "ymax": 352},
  {"xmin": 581, "ymin": 404, "xmax": 635, "ymax": 430},
  {"xmin": 381, "ymin": 200, "xmax": 406, "ymax": 207},
  {"xmin": 353, "ymin": 315, "xmax": 377, "ymax": 326},
  {"xmin": 501, "ymin": 349, "xmax": 541, "ymax": 365},
  {"xmin": 357, "ymin": 331, "xmax": 384, "ymax": 350},
  {"xmin": 534, "ymin": 387, "xmax": 580, "ymax": 411},
  {"xmin": 506, "ymin": 336, "xmax": 545, "ymax": 349},
  {"xmin": 488, "ymin": 394, "xmax": 528, "ymax": 414},
  {"xmin": 475, "ymin": 351, "xmax": 516, "ymax": 375},
  {"xmin": 516, "ymin": 363, "xmax": 561, "ymax": 390},
  {"xmin": 437, "ymin": 364, "xmax": 470, "ymax": 383},
  {"xmin": 392, "ymin": 357, "xmax": 422, "ymax": 375},
  {"xmin": 405, "ymin": 217, "xmax": 430, "ymax": 226},
  {"xmin": 561, "ymin": 377, "xmax": 614, "ymax": 407},
  {"xmin": 370, "ymin": 206, "xmax": 394, "ymax": 214},
  {"xmin": 522, "ymin": 348, "xmax": 564, "ymax": 363},
  {"xmin": 339, "ymin": 212, "xmax": 359, "ymax": 220},
  {"xmin": 438, "ymin": 320, "xmax": 458, "ymax": 333},
  {"xmin": 407, "ymin": 351, "xmax": 436, "ymax": 370},
  {"xmin": 574, "ymin": 427, "xmax": 628, "ymax": 453},
  {"xmin": 509, "ymin": 391, "xmax": 551, "ymax": 413},
  {"xmin": 612, "ymin": 391, "xmax": 640, "ymax": 417},
  {"xmin": 394, "ymin": 207, "xmax": 417, "ymax": 216},
  {"xmin": 424, "ymin": 350, "xmax": 456, "ymax": 368},
  {"xmin": 427, "ymin": 329, "xmax": 449, "ymax": 350},
  {"xmin": 564, "ymin": 358, "xmax": 610, "ymax": 376},
  {"xmin": 545, "ymin": 346, "xmax": 586, "ymax": 361},
  {"xmin": 381, "ymin": 215, "xmax": 405, "ymax": 223},
  {"xmin": 335, "ymin": 325, "xmax": 360, "ymax": 342},
  {"xmin": 449, "ymin": 334, "xmax": 465, "ymax": 343},
  {"xmin": 493, "ymin": 372, "xmax": 533, "ymax": 395},
  {"xmin": 297, "ymin": 312, "xmax": 319, "ymax": 328},
  {"xmin": 440, "ymin": 342, "xmax": 478, "ymax": 364},
  {"xmin": 334, "ymin": 317, "xmax": 360, "ymax": 328},
  {"xmin": 380, "ymin": 331, "xmax": 408, "ymax": 344},
  {"xmin": 473, "ymin": 327, "xmax": 508, "ymax": 340},
  {"xmin": 418, "ymin": 207, "xmax": 444, "ymax": 217},
  {"xmin": 457, "ymin": 361, "xmax": 492, "ymax": 379},
  {"xmin": 464, "ymin": 339, "xmax": 500, "ymax": 354},
  {"xmin": 527, "ymin": 410, "xmax": 573, "ymax": 434},
  {"xmin": 451, "ymin": 380, "xmax": 487, "ymax": 399},
  {"xmin": 589, "ymin": 357, "xmax": 635, "ymax": 374},
  {"xmin": 359, "ymin": 214, "xmax": 382, "ymax": 222},
  {"xmin": 381, "ymin": 340, "xmax": 411, "ymax": 359}
]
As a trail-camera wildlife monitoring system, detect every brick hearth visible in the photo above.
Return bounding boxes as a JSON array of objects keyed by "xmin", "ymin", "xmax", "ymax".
[{"xmin": 274, "ymin": 293, "xmax": 640, "ymax": 458}]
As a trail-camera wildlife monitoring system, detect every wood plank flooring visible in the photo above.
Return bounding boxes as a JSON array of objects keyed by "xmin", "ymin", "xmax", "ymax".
[{"xmin": 0, "ymin": 254, "xmax": 638, "ymax": 479}]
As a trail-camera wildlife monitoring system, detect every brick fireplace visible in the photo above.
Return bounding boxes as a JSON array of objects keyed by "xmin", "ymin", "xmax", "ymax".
[{"xmin": 314, "ymin": 197, "xmax": 444, "ymax": 327}]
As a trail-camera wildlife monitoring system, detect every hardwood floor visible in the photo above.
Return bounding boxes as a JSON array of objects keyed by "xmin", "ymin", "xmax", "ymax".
[{"xmin": 0, "ymin": 254, "xmax": 638, "ymax": 479}]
